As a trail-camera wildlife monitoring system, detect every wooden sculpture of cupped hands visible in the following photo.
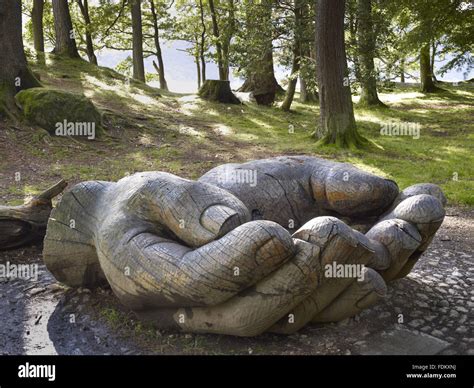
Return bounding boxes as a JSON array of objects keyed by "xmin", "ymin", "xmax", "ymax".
[{"xmin": 43, "ymin": 156, "xmax": 446, "ymax": 336}]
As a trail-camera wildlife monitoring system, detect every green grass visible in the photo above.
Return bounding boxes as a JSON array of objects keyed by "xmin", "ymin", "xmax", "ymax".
[
  {"xmin": 2, "ymin": 54, "xmax": 472, "ymax": 206},
  {"xmin": 186, "ymin": 85, "xmax": 474, "ymax": 205}
]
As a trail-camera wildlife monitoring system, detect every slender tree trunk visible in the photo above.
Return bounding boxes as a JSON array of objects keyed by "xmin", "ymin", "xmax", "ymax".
[
  {"xmin": 52, "ymin": 0, "xmax": 81, "ymax": 58},
  {"xmin": 208, "ymin": 0, "xmax": 226, "ymax": 80},
  {"xmin": 299, "ymin": 2, "xmax": 318, "ymax": 103},
  {"xmin": 131, "ymin": 0, "xmax": 145, "ymax": 82},
  {"xmin": 149, "ymin": 0, "xmax": 168, "ymax": 90},
  {"xmin": 400, "ymin": 58, "xmax": 405, "ymax": 82},
  {"xmin": 280, "ymin": 49, "xmax": 301, "ymax": 111},
  {"xmin": 299, "ymin": 46, "xmax": 318, "ymax": 103},
  {"xmin": 281, "ymin": 0, "xmax": 303, "ymax": 111},
  {"xmin": 196, "ymin": 54, "xmax": 201, "ymax": 89},
  {"xmin": 0, "ymin": 0, "xmax": 41, "ymax": 119},
  {"xmin": 32, "ymin": 0, "xmax": 45, "ymax": 53},
  {"xmin": 420, "ymin": 44, "xmax": 438, "ymax": 93},
  {"xmin": 315, "ymin": 0, "xmax": 365, "ymax": 147},
  {"xmin": 356, "ymin": 0, "xmax": 384, "ymax": 106},
  {"xmin": 431, "ymin": 40, "xmax": 438, "ymax": 82},
  {"xmin": 300, "ymin": 75, "xmax": 307, "ymax": 101},
  {"xmin": 198, "ymin": 0, "xmax": 207, "ymax": 83},
  {"xmin": 300, "ymin": 75, "xmax": 318, "ymax": 102},
  {"xmin": 76, "ymin": 0, "xmax": 97, "ymax": 65}
]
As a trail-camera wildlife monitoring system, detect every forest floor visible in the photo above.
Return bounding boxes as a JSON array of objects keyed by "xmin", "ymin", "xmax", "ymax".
[{"xmin": 0, "ymin": 55, "xmax": 472, "ymax": 354}]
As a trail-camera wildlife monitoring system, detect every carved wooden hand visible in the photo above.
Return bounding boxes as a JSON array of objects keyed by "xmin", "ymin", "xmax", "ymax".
[{"xmin": 43, "ymin": 156, "xmax": 445, "ymax": 336}]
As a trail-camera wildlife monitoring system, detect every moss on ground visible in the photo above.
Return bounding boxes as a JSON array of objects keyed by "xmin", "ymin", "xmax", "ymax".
[{"xmin": 15, "ymin": 87, "xmax": 102, "ymax": 136}]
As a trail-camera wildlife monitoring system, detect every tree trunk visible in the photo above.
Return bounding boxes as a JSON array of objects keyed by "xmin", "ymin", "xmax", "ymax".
[
  {"xmin": 300, "ymin": 74, "xmax": 319, "ymax": 103},
  {"xmin": 131, "ymin": 0, "xmax": 146, "ymax": 82},
  {"xmin": 198, "ymin": 80, "xmax": 240, "ymax": 104},
  {"xmin": 431, "ymin": 41, "xmax": 438, "ymax": 82},
  {"xmin": 0, "ymin": 0, "xmax": 41, "ymax": 119},
  {"xmin": 400, "ymin": 58, "xmax": 405, "ymax": 82},
  {"xmin": 300, "ymin": 75, "xmax": 307, "ymax": 101},
  {"xmin": 281, "ymin": 0, "xmax": 303, "ymax": 112},
  {"xmin": 239, "ymin": 76, "xmax": 283, "ymax": 94},
  {"xmin": 280, "ymin": 49, "xmax": 301, "ymax": 111},
  {"xmin": 300, "ymin": 75, "xmax": 318, "ymax": 103},
  {"xmin": 76, "ymin": 0, "xmax": 97, "ymax": 65},
  {"xmin": 31, "ymin": 0, "xmax": 45, "ymax": 53},
  {"xmin": 315, "ymin": 0, "xmax": 365, "ymax": 147},
  {"xmin": 0, "ymin": 180, "xmax": 67, "ymax": 250},
  {"xmin": 220, "ymin": 0, "xmax": 235, "ymax": 81},
  {"xmin": 237, "ymin": 0, "xmax": 278, "ymax": 105},
  {"xmin": 419, "ymin": 44, "xmax": 438, "ymax": 93},
  {"xmin": 198, "ymin": 0, "xmax": 207, "ymax": 83},
  {"xmin": 299, "ymin": 2, "xmax": 318, "ymax": 104},
  {"xmin": 356, "ymin": 0, "xmax": 384, "ymax": 107},
  {"xmin": 52, "ymin": 0, "xmax": 81, "ymax": 58},
  {"xmin": 149, "ymin": 0, "xmax": 168, "ymax": 90},
  {"xmin": 195, "ymin": 54, "xmax": 201, "ymax": 89},
  {"xmin": 208, "ymin": 0, "xmax": 226, "ymax": 81}
]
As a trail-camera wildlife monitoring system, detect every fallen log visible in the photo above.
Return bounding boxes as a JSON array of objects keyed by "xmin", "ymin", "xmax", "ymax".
[{"xmin": 0, "ymin": 179, "xmax": 67, "ymax": 250}]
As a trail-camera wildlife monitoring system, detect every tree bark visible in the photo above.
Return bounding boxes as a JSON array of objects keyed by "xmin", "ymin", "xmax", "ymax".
[
  {"xmin": 280, "ymin": 48, "xmax": 301, "ymax": 111},
  {"xmin": 0, "ymin": 0, "xmax": 41, "ymax": 119},
  {"xmin": 198, "ymin": 0, "xmax": 207, "ymax": 83},
  {"xmin": 131, "ymin": 0, "xmax": 146, "ymax": 82},
  {"xmin": 356, "ymin": 0, "xmax": 384, "ymax": 107},
  {"xmin": 76, "ymin": 0, "xmax": 97, "ymax": 65},
  {"xmin": 400, "ymin": 58, "xmax": 405, "ymax": 82},
  {"xmin": 299, "ymin": 50, "xmax": 318, "ymax": 103},
  {"xmin": 315, "ymin": 0, "xmax": 365, "ymax": 147},
  {"xmin": 149, "ymin": 0, "xmax": 168, "ymax": 90},
  {"xmin": 195, "ymin": 54, "xmax": 201, "ymax": 89},
  {"xmin": 31, "ymin": 0, "xmax": 45, "ymax": 53},
  {"xmin": 281, "ymin": 0, "xmax": 303, "ymax": 111},
  {"xmin": 52, "ymin": 0, "xmax": 81, "ymax": 58},
  {"xmin": 299, "ymin": 3, "xmax": 318, "ymax": 103},
  {"xmin": 208, "ymin": 0, "xmax": 226, "ymax": 80},
  {"xmin": 419, "ymin": 44, "xmax": 438, "ymax": 93},
  {"xmin": 237, "ymin": 0, "xmax": 279, "ymax": 105},
  {"xmin": 430, "ymin": 41, "xmax": 438, "ymax": 82},
  {"xmin": 220, "ymin": 0, "xmax": 235, "ymax": 81},
  {"xmin": 198, "ymin": 80, "xmax": 240, "ymax": 104}
]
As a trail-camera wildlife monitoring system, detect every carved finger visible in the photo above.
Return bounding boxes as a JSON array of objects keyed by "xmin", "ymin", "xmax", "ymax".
[
  {"xmin": 200, "ymin": 156, "xmax": 399, "ymax": 230},
  {"xmin": 96, "ymin": 217, "xmax": 295, "ymax": 308},
  {"xmin": 269, "ymin": 216, "xmax": 389, "ymax": 334},
  {"xmin": 311, "ymin": 268, "xmax": 386, "ymax": 322},
  {"xmin": 122, "ymin": 172, "xmax": 251, "ymax": 247},
  {"xmin": 135, "ymin": 239, "xmax": 321, "ymax": 336},
  {"xmin": 378, "ymin": 192, "xmax": 445, "ymax": 280}
]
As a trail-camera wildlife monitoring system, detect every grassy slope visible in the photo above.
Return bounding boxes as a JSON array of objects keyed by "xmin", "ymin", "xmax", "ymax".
[{"xmin": 0, "ymin": 55, "xmax": 472, "ymax": 205}]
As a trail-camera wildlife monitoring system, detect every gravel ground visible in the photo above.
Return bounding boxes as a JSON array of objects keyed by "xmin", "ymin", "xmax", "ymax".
[{"xmin": 0, "ymin": 206, "xmax": 472, "ymax": 355}]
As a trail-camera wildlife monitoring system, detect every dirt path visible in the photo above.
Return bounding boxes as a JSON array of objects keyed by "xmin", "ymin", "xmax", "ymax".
[{"xmin": 0, "ymin": 207, "xmax": 472, "ymax": 355}]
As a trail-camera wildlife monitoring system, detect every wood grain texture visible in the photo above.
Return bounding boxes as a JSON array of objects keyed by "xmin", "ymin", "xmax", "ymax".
[{"xmin": 42, "ymin": 157, "xmax": 446, "ymax": 336}]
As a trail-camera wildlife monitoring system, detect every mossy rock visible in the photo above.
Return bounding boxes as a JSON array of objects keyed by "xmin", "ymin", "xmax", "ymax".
[{"xmin": 15, "ymin": 88, "xmax": 102, "ymax": 138}]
